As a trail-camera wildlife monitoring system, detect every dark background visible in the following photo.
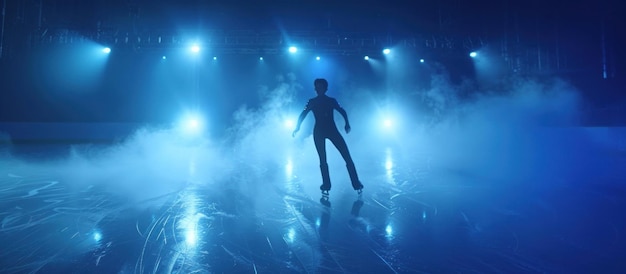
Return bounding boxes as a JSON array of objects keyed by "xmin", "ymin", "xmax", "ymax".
[{"xmin": 1, "ymin": 0, "xmax": 624, "ymax": 128}]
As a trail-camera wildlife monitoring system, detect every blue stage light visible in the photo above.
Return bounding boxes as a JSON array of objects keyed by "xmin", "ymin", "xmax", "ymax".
[
  {"xmin": 470, "ymin": 51, "xmax": 477, "ymax": 58},
  {"xmin": 190, "ymin": 44, "xmax": 200, "ymax": 53},
  {"xmin": 364, "ymin": 56, "xmax": 370, "ymax": 61},
  {"xmin": 383, "ymin": 119, "xmax": 393, "ymax": 128},
  {"xmin": 377, "ymin": 113, "xmax": 401, "ymax": 136},
  {"xmin": 186, "ymin": 118, "xmax": 200, "ymax": 131},
  {"xmin": 102, "ymin": 47, "xmax": 111, "ymax": 54},
  {"xmin": 284, "ymin": 118, "xmax": 295, "ymax": 130},
  {"xmin": 177, "ymin": 112, "xmax": 205, "ymax": 136},
  {"xmin": 288, "ymin": 46, "xmax": 298, "ymax": 53},
  {"xmin": 383, "ymin": 48, "xmax": 391, "ymax": 55}
]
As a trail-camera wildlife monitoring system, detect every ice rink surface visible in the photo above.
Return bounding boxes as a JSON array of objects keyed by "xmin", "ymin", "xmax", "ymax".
[{"xmin": 1, "ymin": 126, "xmax": 625, "ymax": 273}]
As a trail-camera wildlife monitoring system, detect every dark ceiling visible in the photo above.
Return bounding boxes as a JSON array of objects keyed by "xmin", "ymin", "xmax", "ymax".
[{"xmin": 14, "ymin": 0, "xmax": 622, "ymax": 36}]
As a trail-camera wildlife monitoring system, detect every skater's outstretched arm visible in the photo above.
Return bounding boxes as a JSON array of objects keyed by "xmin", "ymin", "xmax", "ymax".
[
  {"xmin": 292, "ymin": 108, "xmax": 310, "ymax": 137},
  {"xmin": 335, "ymin": 103, "xmax": 351, "ymax": 134}
]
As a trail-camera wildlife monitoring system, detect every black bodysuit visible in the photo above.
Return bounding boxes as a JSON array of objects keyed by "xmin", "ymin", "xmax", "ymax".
[{"xmin": 303, "ymin": 95, "xmax": 362, "ymax": 191}]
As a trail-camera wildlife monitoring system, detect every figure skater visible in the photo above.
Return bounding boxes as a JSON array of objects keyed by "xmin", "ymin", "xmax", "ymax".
[{"xmin": 292, "ymin": 78, "xmax": 363, "ymax": 196}]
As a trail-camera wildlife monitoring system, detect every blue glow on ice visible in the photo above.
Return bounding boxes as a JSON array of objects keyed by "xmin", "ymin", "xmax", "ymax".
[
  {"xmin": 93, "ymin": 231, "xmax": 102, "ymax": 242},
  {"xmin": 385, "ymin": 225, "xmax": 393, "ymax": 236},
  {"xmin": 186, "ymin": 229, "xmax": 197, "ymax": 246},
  {"xmin": 286, "ymin": 228, "xmax": 296, "ymax": 243},
  {"xmin": 385, "ymin": 148, "xmax": 395, "ymax": 182},
  {"xmin": 385, "ymin": 159, "xmax": 393, "ymax": 170},
  {"xmin": 179, "ymin": 192, "xmax": 202, "ymax": 249}
]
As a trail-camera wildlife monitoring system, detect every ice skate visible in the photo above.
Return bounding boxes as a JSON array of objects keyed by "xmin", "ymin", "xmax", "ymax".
[
  {"xmin": 355, "ymin": 185, "xmax": 363, "ymax": 195},
  {"xmin": 321, "ymin": 188, "xmax": 330, "ymax": 196}
]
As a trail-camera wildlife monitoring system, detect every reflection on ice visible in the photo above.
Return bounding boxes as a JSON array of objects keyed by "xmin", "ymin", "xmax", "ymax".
[
  {"xmin": 0, "ymin": 166, "xmax": 115, "ymax": 273},
  {"xmin": 93, "ymin": 230, "xmax": 103, "ymax": 242},
  {"xmin": 385, "ymin": 147, "xmax": 395, "ymax": 184},
  {"xmin": 1, "ymin": 129, "xmax": 625, "ymax": 273},
  {"xmin": 385, "ymin": 159, "xmax": 393, "ymax": 171},
  {"xmin": 285, "ymin": 157, "xmax": 293, "ymax": 178},
  {"xmin": 136, "ymin": 188, "xmax": 217, "ymax": 273},
  {"xmin": 385, "ymin": 224, "xmax": 393, "ymax": 238},
  {"xmin": 178, "ymin": 191, "xmax": 203, "ymax": 248},
  {"xmin": 285, "ymin": 227, "xmax": 296, "ymax": 243},
  {"xmin": 21, "ymin": 180, "xmax": 58, "ymax": 198}
]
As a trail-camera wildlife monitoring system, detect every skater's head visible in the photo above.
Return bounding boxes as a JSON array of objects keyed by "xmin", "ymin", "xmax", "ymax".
[{"xmin": 314, "ymin": 78, "xmax": 328, "ymax": 95}]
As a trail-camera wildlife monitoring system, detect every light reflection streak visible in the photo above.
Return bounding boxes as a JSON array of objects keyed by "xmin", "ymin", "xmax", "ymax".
[
  {"xmin": 0, "ymin": 170, "xmax": 114, "ymax": 273},
  {"xmin": 385, "ymin": 224, "xmax": 393, "ymax": 237},
  {"xmin": 285, "ymin": 157, "xmax": 293, "ymax": 178},
  {"xmin": 137, "ymin": 188, "xmax": 213, "ymax": 273},
  {"xmin": 4, "ymin": 125, "xmax": 605, "ymax": 273},
  {"xmin": 286, "ymin": 227, "xmax": 296, "ymax": 243},
  {"xmin": 177, "ymin": 191, "xmax": 202, "ymax": 250},
  {"xmin": 385, "ymin": 159, "xmax": 393, "ymax": 171},
  {"xmin": 385, "ymin": 147, "xmax": 395, "ymax": 184}
]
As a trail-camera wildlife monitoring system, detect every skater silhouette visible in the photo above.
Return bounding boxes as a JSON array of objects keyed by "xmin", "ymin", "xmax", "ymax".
[{"xmin": 292, "ymin": 78, "xmax": 364, "ymax": 195}]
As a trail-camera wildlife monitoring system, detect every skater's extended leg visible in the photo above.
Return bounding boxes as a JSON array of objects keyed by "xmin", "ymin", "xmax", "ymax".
[
  {"xmin": 329, "ymin": 132, "xmax": 363, "ymax": 191},
  {"xmin": 319, "ymin": 163, "xmax": 331, "ymax": 191},
  {"xmin": 314, "ymin": 132, "xmax": 331, "ymax": 191},
  {"xmin": 346, "ymin": 162, "xmax": 363, "ymax": 191}
]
